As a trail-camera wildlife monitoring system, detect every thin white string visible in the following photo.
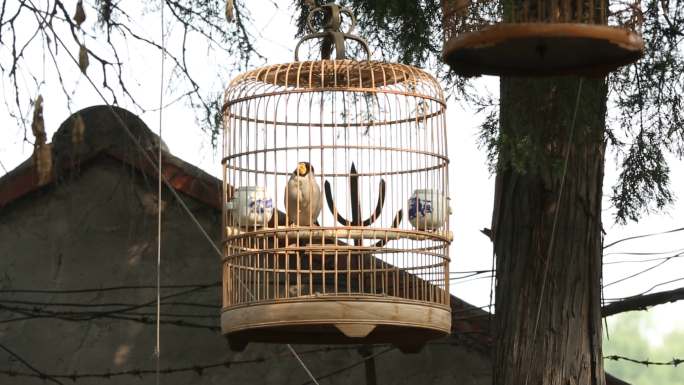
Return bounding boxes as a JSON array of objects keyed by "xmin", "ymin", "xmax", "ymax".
[
  {"xmin": 155, "ymin": 1, "xmax": 166, "ymax": 385},
  {"xmin": 26, "ymin": 3, "xmax": 320, "ymax": 382},
  {"xmin": 288, "ymin": 345, "xmax": 320, "ymax": 385}
]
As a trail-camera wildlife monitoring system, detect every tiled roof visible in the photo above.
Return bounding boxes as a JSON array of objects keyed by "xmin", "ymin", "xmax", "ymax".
[{"xmin": 0, "ymin": 105, "xmax": 221, "ymax": 210}]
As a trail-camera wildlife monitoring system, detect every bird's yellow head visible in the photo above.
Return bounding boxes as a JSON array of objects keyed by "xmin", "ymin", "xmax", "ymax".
[{"xmin": 296, "ymin": 162, "xmax": 312, "ymax": 176}]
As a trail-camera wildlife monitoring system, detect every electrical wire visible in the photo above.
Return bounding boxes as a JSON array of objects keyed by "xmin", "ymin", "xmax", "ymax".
[
  {"xmin": 603, "ymin": 226, "xmax": 684, "ymax": 249},
  {"xmin": 605, "ymin": 277, "xmax": 684, "ymax": 301},
  {"xmin": 603, "ymin": 252, "xmax": 682, "ymax": 287}
]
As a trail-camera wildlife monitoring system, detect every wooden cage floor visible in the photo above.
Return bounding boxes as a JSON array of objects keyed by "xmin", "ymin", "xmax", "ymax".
[
  {"xmin": 443, "ymin": 23, "xmax": 644, "ymax": 77},
  {"xmin": 221, "ymin": 297, "xmax": 451, "ymax": 351}
]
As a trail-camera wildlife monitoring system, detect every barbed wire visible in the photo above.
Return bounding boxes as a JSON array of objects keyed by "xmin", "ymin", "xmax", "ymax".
[
  {"xmin": 0, "ymin": 356, "xmax": 266, "ymax": 380},
  {"xmin": 0, "ymin": 299, "xmax": 218, "ymax": 309},
  {"xmin": 0, "ymin": 343, "xmax": 64, "ymax": 385},
  {"xmin": 0, "ymin": 282, "xmax": 220, "ymax": 294},
  {"xmin": 605, "ymin": 355, "xmax": 683, "ymax": 367},
  {"xmin": 13, "ymin": 284, "xmax": 217, "ymax": 319},
  {"xmin": 2, "ymin": 338, "xmax": 680, "ymax": 383},
  {"xmin": 0, "ymin": 344, "xmax": 389, "ymax": 382},
  {"xmin": 0, "ymin": 242, "xmax": 679, "ymax": 299},
  {"xmin": 0, "ymin": 303, "xmax": 220, "ymax": 331},
  {"xmin": 0, "ymin": 300, "xmax": 493, "ymax": 327}
]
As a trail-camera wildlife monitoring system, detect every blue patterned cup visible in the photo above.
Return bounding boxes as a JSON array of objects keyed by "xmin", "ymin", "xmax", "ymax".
[
  {"xmin": 408, "ymin": 189, "xmax": 450, "ymax": 230},
  {"xmin": 226, "ymin": 186, "xmax": 274, "ymax": 228}
]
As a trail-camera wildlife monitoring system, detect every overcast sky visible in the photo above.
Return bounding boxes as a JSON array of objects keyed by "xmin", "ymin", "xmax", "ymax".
[{"xmin": 1, "ymin": 1, "xmax": 681, "ymax": 339}]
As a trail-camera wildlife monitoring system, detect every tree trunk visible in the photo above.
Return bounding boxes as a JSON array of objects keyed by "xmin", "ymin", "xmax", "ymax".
[{"xmin": 491, "ymin": 76, "xmax": 608, "ymax": 385}]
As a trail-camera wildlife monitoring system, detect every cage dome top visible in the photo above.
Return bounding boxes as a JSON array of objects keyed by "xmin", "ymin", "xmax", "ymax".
[
  {"xmin": 225, "ymin": 60, "xmax": 444, "ymax": 102},
  {"xmin": 224, "ymin": 3, "xmax": 444, "ymax": 106}
]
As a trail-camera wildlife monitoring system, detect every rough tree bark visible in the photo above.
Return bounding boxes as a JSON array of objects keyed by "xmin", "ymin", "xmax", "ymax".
[{"xmin": 491, "ymin": 76, "xmax": 608, "ymax": 385}]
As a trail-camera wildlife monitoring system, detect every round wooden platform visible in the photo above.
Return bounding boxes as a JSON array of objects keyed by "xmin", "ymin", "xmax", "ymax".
[
  {"xmin": 443, "ymin": 23, "xmax": 644, "ymax": 77},
  {"xmin": 221, "ymin": 297, "xmax": 451, "ymax": 352},
  {"xmin": 225, "ymin": 226, "xmax": 454, "ymax": 244}
]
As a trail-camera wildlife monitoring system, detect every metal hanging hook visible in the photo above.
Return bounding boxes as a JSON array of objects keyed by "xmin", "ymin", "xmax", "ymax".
[{"xmin": 295, "ymin": 3, "xmax": 370, "ymax": 61}]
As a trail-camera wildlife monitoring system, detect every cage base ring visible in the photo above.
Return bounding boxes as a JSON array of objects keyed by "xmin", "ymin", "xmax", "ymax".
[
  {"xmin": 443, "ymin": 23, "xmax": 644, "ymax": 77},
  {"xmin": 221, "ymin": 297, "xmax": 451, "ymax": 351}
]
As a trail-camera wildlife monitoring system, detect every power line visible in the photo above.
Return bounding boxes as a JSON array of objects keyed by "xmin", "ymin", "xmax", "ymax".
[
  {"xmin": 604, "ymin": 253, "xmax": 684, "ymax": 265},
  {"xmin": 603, "ymin": 227, "xmax": 684, "ymax": 249},
  {"xmin": 603, "ymin": 253, "xmax": 682, "ymax": 287},
  {"xmin": 1, "ymin": 243, "xmax": 678, "ymax": 296},
  {"xmin": 603, "ymin": 247, "xmax": 684, "ymax": 257},
  {"xmin": 605, "ymin": 277, "xmax": 684, "ymax": 301}
]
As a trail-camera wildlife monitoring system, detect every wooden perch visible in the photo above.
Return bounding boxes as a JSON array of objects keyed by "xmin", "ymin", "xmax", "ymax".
[{"xmin": 601, "ymin": 287, "xmax": 684, "ymax": 317}]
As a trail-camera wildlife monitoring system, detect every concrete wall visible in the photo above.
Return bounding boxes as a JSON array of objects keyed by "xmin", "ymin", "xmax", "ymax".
[{"xmin": 0, "ymin": 156, "xmax": 490, "ymax": 384}]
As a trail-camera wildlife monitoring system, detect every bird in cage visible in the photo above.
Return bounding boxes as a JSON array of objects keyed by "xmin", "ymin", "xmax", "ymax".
[{"xmin": 285, "ymin": 162, "xmax": 322, "ymax": 226}]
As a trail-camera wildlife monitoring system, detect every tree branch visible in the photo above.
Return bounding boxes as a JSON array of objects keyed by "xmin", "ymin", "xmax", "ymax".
[
  {"xmin": 601, "ymin": 287, "xmax": 684, "ymax": 317},
  {"xmin": 606, "ymin": 372, "xmax": 632, "ymax": 385}
]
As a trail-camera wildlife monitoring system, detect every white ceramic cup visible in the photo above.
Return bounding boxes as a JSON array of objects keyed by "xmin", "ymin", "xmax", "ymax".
[
  {"xmin": 408, "ymin": 189, "xmax": 451, "ymax": 231},
  {"xmin": 226, "ymin": 186, "xmax": 274, "ymax": 228}
]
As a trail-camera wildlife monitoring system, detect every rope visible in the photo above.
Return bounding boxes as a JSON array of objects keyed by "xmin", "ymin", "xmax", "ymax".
[
  {"xmin": 24, "ymin": 2, "xmax": 320, "ymax": 383},
  {"xmin": 524, "ymin": 77, "xmax": 584, "ymax": 385},
  {"xmin": 288, "ymin": 345, "xmax": 321, "ymax": 385},
  {"xmin": 155, "ymin": 1, "xmax": 166, "ymax": 385}
]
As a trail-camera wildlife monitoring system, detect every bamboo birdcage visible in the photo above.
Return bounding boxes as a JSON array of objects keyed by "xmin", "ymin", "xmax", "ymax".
[
  {"xmin": 442, "ymin": 0, "xmax": 644, "ymax": 76},
  {"xmin": 221, "ymin": 4, "xmax": 452, "ymax": 352}
]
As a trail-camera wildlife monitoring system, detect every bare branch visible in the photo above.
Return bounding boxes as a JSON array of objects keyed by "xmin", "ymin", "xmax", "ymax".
[
  {"xmin": 602, "ymin": 287, "xmax": 684, "ymax": 316},
  {"xmin": 606, "ymin": 372, "xmax": 632, "ymax": 385}
]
